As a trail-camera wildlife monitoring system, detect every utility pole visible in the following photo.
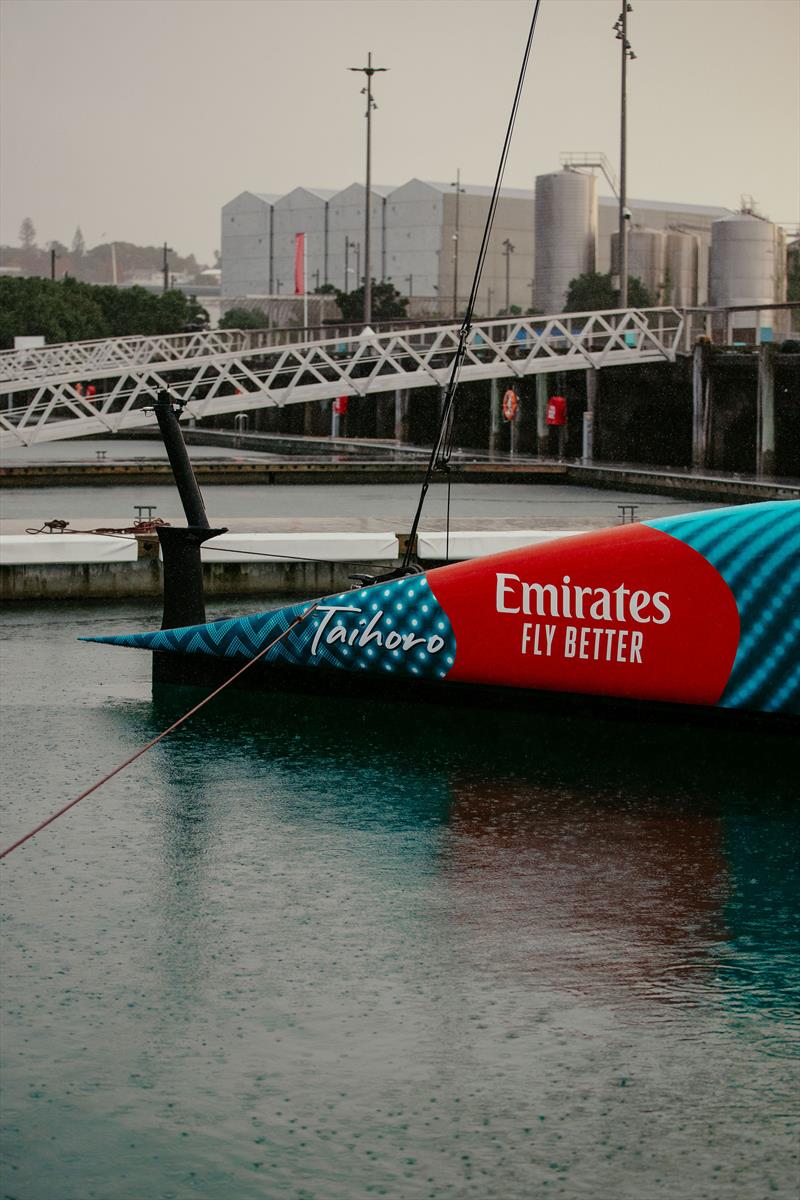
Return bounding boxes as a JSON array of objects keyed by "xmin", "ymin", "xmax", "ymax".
[
  {"xmin": 614, "ymin": 4, "xmax": 636, "ymax": 307},
  {"xmin": 354, "ymin": 242, "xmax": 361, "ymax": 287},
  {"xmin": 162, "ymin": 242, "xmax": 173, "ymax": 295},
  {"xmin": 345, "ymin": 236, "xmax": 351, "ymax": 291},
  {"xmin": 502, "ymin": 239, "xmax": 515, "ymax": 313},
  {"xmin": 405, "ymin": 273, "xmax": 413, "ymax": 299},
  {"xmin": 50, "ymin": 247, "xmax": 59, "ymax": 280},
  {"xmin": 349, "ymin": 51, "xmax": 387, "ymax": 326},
  {"xmin": 488, "ymin": 287, "xmax": 494, "ymax": 316},
  {"xmin": 451, "ymin": 168, "xmax": 465, "ymax": 317}
]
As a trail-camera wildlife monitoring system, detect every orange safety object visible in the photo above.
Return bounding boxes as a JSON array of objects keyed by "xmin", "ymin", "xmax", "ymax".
[
  {"xmin": 502, "ymin": 389, "xmax": 518, "ymax": 421},
  {"xmin": 546, "ymin": 395, "xmax": 567, "ymax": 426}
]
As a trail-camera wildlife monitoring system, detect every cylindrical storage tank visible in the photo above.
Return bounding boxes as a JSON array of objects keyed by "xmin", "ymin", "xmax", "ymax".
[
  {"xmin": 534, "ymin": 169, "xmax": 597, "ymax": 313},
  {"xmin": 710, "ymin": 214, "xmax": 784, "ymax": 341},
  {"xmin": 611, "ymin": 227, "xmax": 665, "ymax": 304},
  {"xmin": 664, "ymin": 230, "xmax": 699, "ymax": 307}
]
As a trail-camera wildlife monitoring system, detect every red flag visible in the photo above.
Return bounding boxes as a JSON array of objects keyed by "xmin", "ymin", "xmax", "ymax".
[{"xmin": 294, "ymin": 233, "xmax": 305, "ymax": 296}]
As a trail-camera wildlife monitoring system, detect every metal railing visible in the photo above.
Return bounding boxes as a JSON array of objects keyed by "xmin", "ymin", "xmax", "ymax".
[{"xmin": 0, "ymin": 307, "xmax": 685, "ymax": 447}]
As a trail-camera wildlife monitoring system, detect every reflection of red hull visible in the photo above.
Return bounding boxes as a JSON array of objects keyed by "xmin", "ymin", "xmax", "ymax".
[{"xmin": 443, "ymin": 780, "xmax": 729, "ymax": 999}]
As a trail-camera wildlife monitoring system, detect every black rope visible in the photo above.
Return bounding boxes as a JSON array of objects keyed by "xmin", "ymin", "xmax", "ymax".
[{"xmin": 400, "ymin": 0, "xmax": 542, "ymax": 572}]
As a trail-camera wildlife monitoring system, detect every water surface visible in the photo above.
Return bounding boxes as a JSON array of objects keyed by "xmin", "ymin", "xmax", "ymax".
[{"xmin": 1, "ymin": 601, "xmax": 797, "ymax": 1199}]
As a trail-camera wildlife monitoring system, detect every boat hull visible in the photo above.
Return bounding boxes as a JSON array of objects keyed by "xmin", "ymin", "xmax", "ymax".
[{"xmin": 87, "ymin": 501, "xmax": 800, "ymax": 720}]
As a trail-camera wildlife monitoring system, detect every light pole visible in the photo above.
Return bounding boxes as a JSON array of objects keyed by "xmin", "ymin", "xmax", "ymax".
[
  {"xmin": 162, "ymin": 242, "xmax": 173, "ymax": 294},
  {"xmin": 49, "ymin": 246, "xmax": 59, "ymax": 280},
  {"xmin": 344, "ymin": 236, "xmax": 351, "ymax": 291},
  {"xmin": 614, "ymin": 3, "xmax": 636, "ymax": 307},
  {"xmin": 405, "ymin": 273, "xmax": 413, "ymax": 299},
  {"xmin": 353, "ymin": 241, "xmax": 361, "ymax": 287},
  {"xmin": 450, "ymin": 168, "xmax": 465, "ymax": 316},
  {"xmin": 502, "ymin": 239, "xmax": 515, "ymax": 313},
  {"xmin": 349, "ymin": 52, "xmax": 387, "ymax": 326}
]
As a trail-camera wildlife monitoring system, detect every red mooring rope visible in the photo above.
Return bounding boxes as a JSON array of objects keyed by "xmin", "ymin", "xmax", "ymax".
[{"xmin": 0, "ymin": 605, "xmax": 318, "ymax": 861}]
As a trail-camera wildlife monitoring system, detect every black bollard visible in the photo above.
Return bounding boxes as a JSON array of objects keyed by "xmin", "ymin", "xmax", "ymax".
[{"xmin": 152, "ymin": 392, "xmax": 227, "ymax": 683}]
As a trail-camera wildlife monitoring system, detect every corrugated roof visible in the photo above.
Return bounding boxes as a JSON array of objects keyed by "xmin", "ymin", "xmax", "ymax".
[
  {"xmin": 423, "ymin": 180, "xmax": 535, "ymax": 200},
  {"xmin": 598, "ymin": 195, "xmax": 733, "ymax": 217}
]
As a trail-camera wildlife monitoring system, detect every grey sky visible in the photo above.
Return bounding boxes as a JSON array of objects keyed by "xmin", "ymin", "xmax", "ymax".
[{"xmin": 1, "ymin": 0, "xmax": 797, "ymax": 265}]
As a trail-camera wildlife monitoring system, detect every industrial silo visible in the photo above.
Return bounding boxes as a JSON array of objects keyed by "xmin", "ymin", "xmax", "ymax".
[
  {"xmin": 664, "ymin": 230, "xmax": 699, "ymax": 307},
  {"xmin": 710, "ymin": 213, "xmax": 786, "ymax": 341},
  {"xmin": 611, "ymin": 227, "xmax": 665, "ymax": 304},
  {"xmin": 534, "ymin": 169, "xmax": 597, "ymax": 313}
]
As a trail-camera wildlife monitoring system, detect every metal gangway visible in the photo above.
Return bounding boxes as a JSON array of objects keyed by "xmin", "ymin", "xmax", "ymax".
[{"xmin": 0, "ymin": 307, "xmax": 687, "ymax": 447}]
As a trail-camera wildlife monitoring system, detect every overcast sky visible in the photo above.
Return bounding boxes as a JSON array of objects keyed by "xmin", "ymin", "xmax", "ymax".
[{"xmin": 1, "ymin": 0, "xmax": 797, "ymax": 265}]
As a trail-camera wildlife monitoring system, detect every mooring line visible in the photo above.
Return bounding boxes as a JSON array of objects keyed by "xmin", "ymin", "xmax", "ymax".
[{"xmin": 0, "ymin": 604, "xmax": 318, "ymax": 861}]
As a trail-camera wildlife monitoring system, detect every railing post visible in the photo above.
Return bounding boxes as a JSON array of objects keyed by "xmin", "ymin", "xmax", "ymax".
[
  {"xmin": 757, "ymin": 342, "xmax": 776, "ymax": 479},
  {"xmin": 536, "ymin": 374, "xmax": 548, "ymax": 456},
  {"xmin": 582, "ymin": 368, "xmax": 597, "ymax": 463},
  {"xmin": 489, "ymin": 377, "xmax": 501, "ymax": 457},
  {"xmin": 692, "ymin": 340, "xmax": 711, "ymax": 470},
  {"xmin": 394, "ymin": 388, "xmax": 409, "ymax": 443}
]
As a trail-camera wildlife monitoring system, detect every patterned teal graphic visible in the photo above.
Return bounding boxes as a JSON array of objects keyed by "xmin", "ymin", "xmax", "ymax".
[
  {"xmin": 84, "ymin": 574, "xmax": 457, "ymax": 682},
  {"xmin": 647, "ymin": 501, "xmax": 800, "ymax": 714}
]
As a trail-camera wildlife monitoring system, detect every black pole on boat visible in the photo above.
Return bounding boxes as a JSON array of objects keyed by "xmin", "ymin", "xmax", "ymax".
[{"xmin": 153, "ymin": 391, "xmax": 226, "ymax": 661}]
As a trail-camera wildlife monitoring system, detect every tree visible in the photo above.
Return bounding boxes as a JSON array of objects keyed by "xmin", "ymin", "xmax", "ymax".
[
  {"xmin": 219, "ymin": 306, "xmax": 270, "ymax": 330},
  {"xmin": 335, "ymin": 279, "xmax": 408, "ymax": 322},
  {"xmin": 19, "ymin": 217, "xmax": 36, "ymax": 250},
  {"xmin": 564, "ymin": 270, "xmax": 653, "ymax": 312},
  {"xmin": 0, "ymin": 277, "xmax": 210, "ymax": 349},
  {"xmin": 71, "ymin": 226, "xmax": 86, "ymax": 258}
]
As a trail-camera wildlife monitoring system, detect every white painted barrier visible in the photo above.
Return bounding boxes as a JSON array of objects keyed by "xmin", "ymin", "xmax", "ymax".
[
  {"xmin": 0, "ymin": 533, "xmax": 138, "ymax": 565},
  {"xmin": 416, "ymin": 530, "xmax": 587, "ymax": 560},
  {"xmin": 198, "ymin": 532, "xmax": 400, "ymax": 564}
]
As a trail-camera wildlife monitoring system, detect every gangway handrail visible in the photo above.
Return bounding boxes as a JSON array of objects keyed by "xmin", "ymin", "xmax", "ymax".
[{"xmin": 0, "ymin": 307, "xmax": 686, "ymax": 448}]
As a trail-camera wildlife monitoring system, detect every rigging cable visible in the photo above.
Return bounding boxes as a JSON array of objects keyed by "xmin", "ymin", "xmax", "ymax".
[
  {"xmin": 0, "ymin": 604, "xmax": 318, "ymax": 861},
  {"xmin": 401, "ymin": 0, "xmax": 542, "ymax": 572}
]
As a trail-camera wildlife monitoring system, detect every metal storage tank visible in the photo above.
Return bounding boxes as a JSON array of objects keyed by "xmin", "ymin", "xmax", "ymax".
[
  {"xmin": 611, "ymin": 227, "xmax": 665, "ymax": 304},
  {"xmin": 664, "ymin": 230, "xmax": 699, "ymax": 307},
  {"xmin": 534, "ymin": 169, "xmax": 597, "ymax": 313},
  {"xmin": 710, "ymin": 213, "xmax": 786, "ymax": 340}
]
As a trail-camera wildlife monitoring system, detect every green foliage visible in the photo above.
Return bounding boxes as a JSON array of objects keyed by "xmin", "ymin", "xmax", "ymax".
[
  {"xmin": 313, "ymin": 283, "xmax": 337, "ymax": 295},
  {"xmin": 0, "ymin": 276, "xmax": 207, "ymax": 349},
  {"xmin": 71, "ymin": 226, "xmax": 85, "ymax": 258},
  {"xmin": 335, "ymin": 279, "xmax": 408, "ymax": 322},
  {"xmin": 218, "ymin": 306, "xmax": 270, "ymax": 330},
  {"xmin": 787, "ymin": 244, "xmax": 800, "ymax": 329},
  {"xmin": 564, "ymin": 271, "xmax": 654, "ymax": 312}
]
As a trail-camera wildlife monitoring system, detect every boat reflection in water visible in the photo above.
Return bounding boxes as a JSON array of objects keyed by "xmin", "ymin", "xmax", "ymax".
[{"xmin": 149, "ymin": 684, "xmax": 798, "ymax": 1030}]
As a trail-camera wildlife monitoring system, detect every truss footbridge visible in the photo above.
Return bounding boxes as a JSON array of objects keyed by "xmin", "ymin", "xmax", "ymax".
[{"xmin": 0, "ymin": 307, "xmax": 687, "ymax": 447}]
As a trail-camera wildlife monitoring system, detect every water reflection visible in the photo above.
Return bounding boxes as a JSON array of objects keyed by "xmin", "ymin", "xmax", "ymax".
[{"xmin": 140, "ymin": 686, "xmax": 799, "ymax": 1034}]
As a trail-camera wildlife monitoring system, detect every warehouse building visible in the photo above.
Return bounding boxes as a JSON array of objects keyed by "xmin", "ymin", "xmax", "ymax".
[{"xmin": 221, "ymin": 172, "xmax": 759, "ymax": 318}]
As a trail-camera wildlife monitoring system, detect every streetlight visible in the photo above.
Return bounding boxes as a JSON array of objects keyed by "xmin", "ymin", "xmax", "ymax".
[
  {"xmin": 502, "ymin": 239, "xmax": 515, "ymax": 313},
  {"xmin": 349, "ymin": 51, "xmax": 387, "ymax": 325},
  {"xmin": 49, "ymin": 245, "xmax": 59, "ymax": 280},
  {"xmin": 450, "ymin": 168, "xmax": 465, "ymax": 316},
  {"xmin": 405, "ymin": 273, "xmax": 413, "ymax": 299},
  {"xmin": 162, "ymin": 242, "xmax": 173, "ymax": 294},
  {"xmin": 613, "ymin": 3, "xmax": 636, "ymax": 307}
]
